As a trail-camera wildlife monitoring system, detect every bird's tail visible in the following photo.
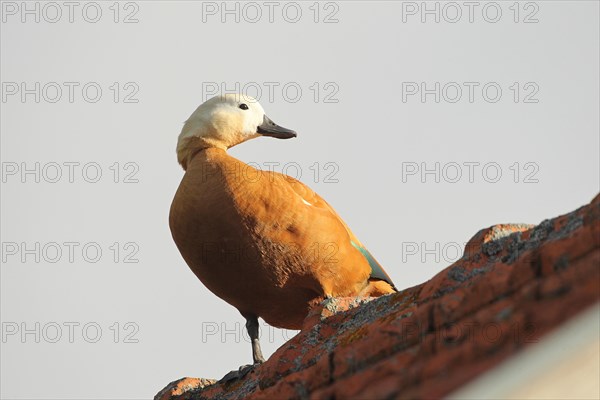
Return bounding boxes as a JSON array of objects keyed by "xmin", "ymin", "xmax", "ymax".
[{"xmin": 360, "ymin": 279, "xmax": 397, "ymax": 297}]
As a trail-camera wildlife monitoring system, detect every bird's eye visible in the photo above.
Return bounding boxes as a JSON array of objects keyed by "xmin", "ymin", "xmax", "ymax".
[{"xmin": 239, "ymin": 104, "xmax": 249, "ymax": 110}]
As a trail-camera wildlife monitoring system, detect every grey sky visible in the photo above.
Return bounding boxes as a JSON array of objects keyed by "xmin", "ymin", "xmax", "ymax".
[{"xmin": 1, "ymin": 1, "xmax": 599, "ymax": 399}]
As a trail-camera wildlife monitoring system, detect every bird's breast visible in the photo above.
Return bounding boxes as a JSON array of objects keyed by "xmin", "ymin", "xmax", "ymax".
[
  {"xmin": 168, "ymin": 150, "xmax": 378, "ymax": 329},
  {"xmin": 169, "ymin": 157, "xmax": 316, "ymax": 316}
]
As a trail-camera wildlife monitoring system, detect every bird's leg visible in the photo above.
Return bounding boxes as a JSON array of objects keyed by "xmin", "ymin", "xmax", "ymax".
[
  {"xmin": 219, "ymin": 315, "xmax": 265, "ymax": 383},
  {"xmin": 246, "ymin": 315, "xmax": 265, "ymax": 364}
]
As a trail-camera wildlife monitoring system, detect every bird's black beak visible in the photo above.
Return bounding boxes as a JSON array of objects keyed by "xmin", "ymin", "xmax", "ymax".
[{"xmin": 257, "ymin": 115, "xmax": 297, "ymax": 139}]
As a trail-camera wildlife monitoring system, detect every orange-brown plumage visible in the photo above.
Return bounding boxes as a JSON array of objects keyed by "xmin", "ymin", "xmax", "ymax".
[
  {"xmin": 169, "ymin": 94, "xmax": 395, "ymax": 368},
  {"xmin": 170, "ymin": 147, "xmax": 395, "ymax": 329}
]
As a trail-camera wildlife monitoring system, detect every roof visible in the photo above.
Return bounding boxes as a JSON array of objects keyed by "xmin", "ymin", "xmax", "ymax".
[{"xmin": 156, "ymin": 193, "xmax": 600, "ymax": 400}]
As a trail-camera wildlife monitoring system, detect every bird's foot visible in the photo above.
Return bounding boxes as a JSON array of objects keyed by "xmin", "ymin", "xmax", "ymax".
[{"xmin": 219, "ymin": 363, "xmax": 261, "ymax": 383}]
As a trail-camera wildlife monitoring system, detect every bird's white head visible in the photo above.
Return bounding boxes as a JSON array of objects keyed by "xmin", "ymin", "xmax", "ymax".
[{"xmin": 176, "ymin": 94, "xmax": 296, "ymax": 169}]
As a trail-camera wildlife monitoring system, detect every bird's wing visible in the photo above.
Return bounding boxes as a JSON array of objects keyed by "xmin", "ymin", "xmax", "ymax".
[{"xmin": 279, "ymin": 174, "xmax": 396, "ymax": 290}]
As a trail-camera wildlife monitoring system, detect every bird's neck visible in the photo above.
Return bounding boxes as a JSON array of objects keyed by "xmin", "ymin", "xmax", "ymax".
[
  {"xmin": 180, "ymin": 136, "xmax": 230, "ymax": 170},
  {"xmin": 186, "ymin": 146, "xmax": 236, "ymax": 173},
  {"xmin": 185, "ymin": 146, "xmax": 250, "ymax": 191}
]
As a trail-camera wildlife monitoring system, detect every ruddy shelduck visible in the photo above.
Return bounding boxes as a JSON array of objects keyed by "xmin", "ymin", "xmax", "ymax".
[{"xmin": 169, "ymin": 94, "xmax": 396, "ymax": 378}]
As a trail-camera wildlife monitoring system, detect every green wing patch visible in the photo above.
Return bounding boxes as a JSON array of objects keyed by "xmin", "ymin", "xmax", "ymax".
[{"xmin": 351, "ymin": 241, "xmax": 396, "ymax": 290}]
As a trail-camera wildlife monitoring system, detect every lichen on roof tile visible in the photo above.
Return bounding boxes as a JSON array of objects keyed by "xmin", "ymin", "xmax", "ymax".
[{"xmin": 156, "ymin": 194, "xmax": 600, "ymax": 400}]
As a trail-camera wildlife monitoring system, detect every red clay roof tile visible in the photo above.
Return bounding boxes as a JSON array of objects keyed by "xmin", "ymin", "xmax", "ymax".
[{"xmin": 156, "ymin": 194, "xmax": 600, "ymax": 400}]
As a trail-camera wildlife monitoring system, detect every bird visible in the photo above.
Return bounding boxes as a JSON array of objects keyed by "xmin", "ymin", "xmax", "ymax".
[{"xmin": 169, "ymin": 94, "xmax": 396, "ymax": 378}]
